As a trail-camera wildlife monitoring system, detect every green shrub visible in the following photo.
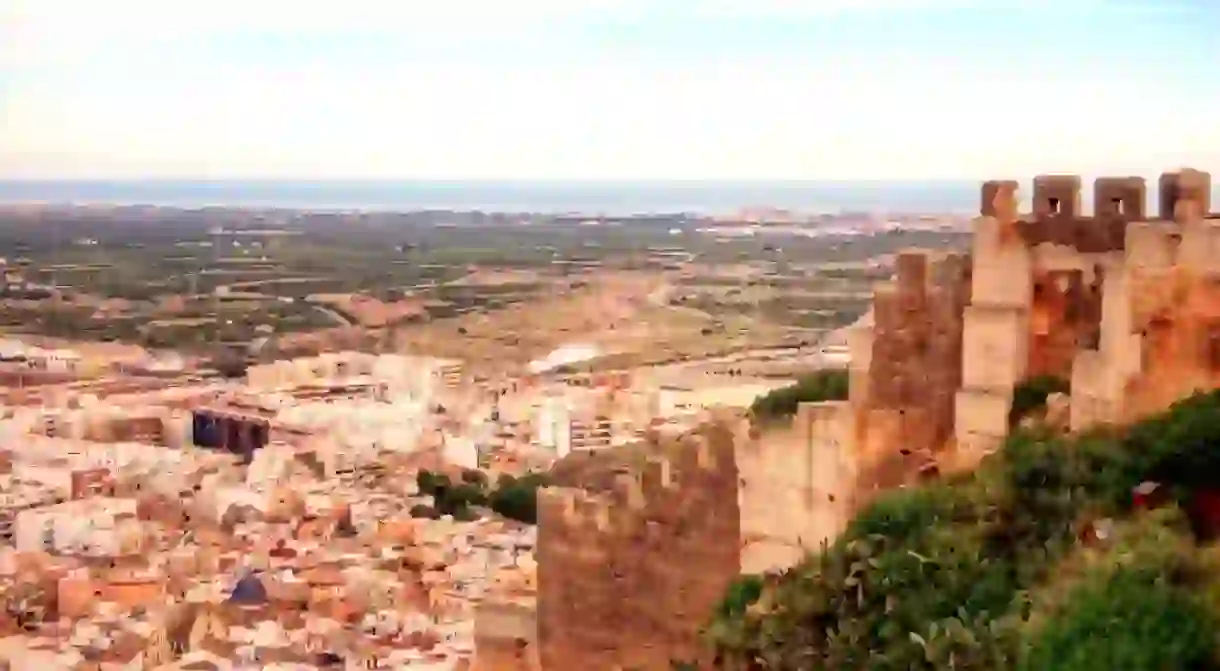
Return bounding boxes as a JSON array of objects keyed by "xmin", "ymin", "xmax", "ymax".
[
  {"xmin": 1008, "ymin": 375, "xmax": 1070, "ymax": 427},
  {"xmin": 408, "ymin": 504, "xmax": 439, "ymax": 519},
  {"xmin": 1021, "ymin": 567, "xmax": 1218, "ymax": 671},
  {"xmin": 1124, "ymin": 389, "xmax": 1220, "ymax": 497},
  {"xmin": 415, "ymin": 468, "xmax": 549, "ymax": 524},
  {"xmin": 489, "ymin": 472, "xmax": 549, "ymax": 524},
  {"xmin": 749, "ymin": 369, "xmax": 849, "ymax": 422},
  {"xmin": 437, "ymin": 483, "xmax": 487, "ymax": 514},
  {"xmin": 708, "ymin": 390, "xmax": 1220, "ymax": 671},
  {"xmin": 715, "ymin": 575, "xmax": 764, "ymax": 619},
  {"xmin": 844, "ymin": 482, "xmax": 979, "ymax": 543},
  {"xmin": 461, "ymin": 469, "xmax": 489, "ymax": 487},
  {"xmin": 416, "ymin": 470, "xmax": 450, "ymax": 497}
]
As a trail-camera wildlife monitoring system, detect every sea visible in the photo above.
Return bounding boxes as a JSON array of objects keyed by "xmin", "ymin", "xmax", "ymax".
[
  {"xmin": 1, "ymin": 180, "xmax": 1216, "ymax": 217},
  {"xmin": 0, "ymin": 180, "xmax": 984, "ymax": 216}
]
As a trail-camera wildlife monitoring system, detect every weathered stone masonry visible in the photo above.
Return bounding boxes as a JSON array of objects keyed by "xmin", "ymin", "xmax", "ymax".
[{"xmin": 536, "ymin": 423, "xmax": 740, "ymax": 671}]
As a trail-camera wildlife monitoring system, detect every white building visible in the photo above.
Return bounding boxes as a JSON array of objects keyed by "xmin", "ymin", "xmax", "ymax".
[
  {"xmin": 25, "ymin": 347, "xmax": 81, "ymax": 374},
  {"xmin": 0, "ymin": 338, "xmax": 27, "ymax": 361},
  {"xmin": 534, "ymin": 395, "xmax": 572, "ymax": 458},
  {"xmin": 13, "ymin": 497, "xmax": 140, "ymax": 555},
  {"xmin": 441, "ymin": 434, "xmax": 479, "ymax": 470}
]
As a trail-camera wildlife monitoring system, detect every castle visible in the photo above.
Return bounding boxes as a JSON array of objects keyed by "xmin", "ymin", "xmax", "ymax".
[
  {"xmin": 503, "ymin": 168, "xmax": 1220, "ymax": 670},
  {"xmin": 536, "ymin": 421, "xmax": 741, "ymax": 671}
]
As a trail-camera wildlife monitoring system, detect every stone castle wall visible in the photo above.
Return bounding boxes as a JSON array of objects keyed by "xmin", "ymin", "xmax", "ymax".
[
  {"xmin": 853, "ymin": 250, "xmax": 970, "ymax": 495},
  {"xmin": 472, "ymin": 601, "xmax": 540, "ymax": 671},
  {"xmin": 959, "ymin": 169, "xmax": 1216, "ymax": 455},
  {"xmin": 536, "ymin": 422, "xmax": 741, "ymax": 671},
  {"xmin": 1070, "ymin": 174, "xmax": 1220, "ymax": 430},
  {"xmin": 738, "ymin": 402, "xmax": 855, "ymax": 573},
  {"xmin": 530, "ymin": 167, "xmax": 1220, "ymax": 671}
]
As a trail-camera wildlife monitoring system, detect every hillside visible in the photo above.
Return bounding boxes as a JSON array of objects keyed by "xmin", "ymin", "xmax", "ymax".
[{"xmin": 708, "ymin": 389, "xmax": 1220, "ymax": 671}]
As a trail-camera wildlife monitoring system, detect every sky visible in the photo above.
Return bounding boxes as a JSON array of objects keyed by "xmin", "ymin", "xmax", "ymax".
[{"xmin": 1, "ymin": 0, "xmax": 1218, "ymax": 180}]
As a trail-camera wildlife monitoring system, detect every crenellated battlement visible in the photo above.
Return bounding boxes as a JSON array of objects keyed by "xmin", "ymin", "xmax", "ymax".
[
  {"xmin": 978, "ymin": 169, "xmax": 1214, "ymax": 254},
  {"xmin": 1125, "ymin": 218, "xmax": 1220, "ymax": 275},
  {"xmin": 537, "ymin": 419, "xmax": 742, "ymax": 670},
  {"xmin": 537, "ymin": 486, "xmax": 615, "ymax": 533},
  {"xmin": 537, "ymin": 422, "xmax": 738, "ymax": 536},
  {"xmin": 861, "ymin": 249, "xmax": 970, "ymax": 460}
]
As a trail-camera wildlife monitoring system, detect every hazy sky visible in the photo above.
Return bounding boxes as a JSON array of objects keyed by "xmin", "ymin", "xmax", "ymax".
[{"xmin": 1, "ymin": 0, "xmax": 1217, "ymax": 180}]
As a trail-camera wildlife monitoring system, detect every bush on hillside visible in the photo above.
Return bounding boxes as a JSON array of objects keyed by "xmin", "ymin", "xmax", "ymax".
[
  {"xmin": 708, "ymin": 389, "xmax": 1220, "ymax": 671},
  {"xmin": 1022, "ymin": 566, "xmax": 1217, "ymax": 671},
  {"xmin": 749, "ymin": 369, "xmax": 849, "ymax": 422},
  {"xmin": 715, "ymin": 575, "xmax": 764, "ymax": 620},
  {"xmin": 1008, "ymin": 375, "xmax": 1071, "ymax": 427}
]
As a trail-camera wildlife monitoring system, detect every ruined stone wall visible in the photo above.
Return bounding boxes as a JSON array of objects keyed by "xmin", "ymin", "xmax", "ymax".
[
  {"xmin": 856, "ymin": 250, "xmax": 969, "ymax": 489},
  {"xmin": 960, "ymin": 169, "xmax": 1216, "ymax": 447},
  {"xmin": 1027, "ymin": 266, "xmax": 1105, "ymax": 379},
  {"xmin": 473, "ymin": 601, "xmax": 540, "ymax": 671},
  {"xmin": 536, "ymin": 422, "xmax": 740, "ymax": 671},
  {"xmin": 738, "ymin": 402, "xmax": 855, "ymax": 573},
  {"xmin": 1070, "ymin": 170, "xmax": 1220, "ymax": 430}
]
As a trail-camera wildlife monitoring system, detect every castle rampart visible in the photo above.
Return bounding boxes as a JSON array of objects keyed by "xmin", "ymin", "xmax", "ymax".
[
  {"xmin": 737, "ymin": 401, "xmax": 856, "ymax": 573},
  {"xmin": 1069, "ymin": 193, "xmax": 1220, "ymax": 429},
  {"xmin": 958, "ymin": 169, "xmax": 1216, "ymax": 455},
  {"xmin": 534, "ymin": 166, "xmax": 1220, "ymax": 670},
  {"xmin": 473, "ymin": 600, "xmax": 540, "ymax": 671},
  {"xmin": 536, "ymin": 422, "xmax": 740, "ymax": 671},
  {"xmin": 853, "ymin": 249, "xmax": 969, "ymax": 494}
]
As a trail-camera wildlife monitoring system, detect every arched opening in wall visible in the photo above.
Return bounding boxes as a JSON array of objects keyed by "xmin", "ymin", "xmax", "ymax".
[{"xmin": 1112, "ymin": 198, "xmax": 1126, "ymax": 216}]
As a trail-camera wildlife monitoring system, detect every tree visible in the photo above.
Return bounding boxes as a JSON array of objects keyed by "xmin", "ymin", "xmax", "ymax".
[
  {"xmin": 489, "ymin": 473, "xmax": 549, "ymax": 524},
  {"xmin": 409, "ymin": 504, "xmax": 439, "ymax": 519},
  {"xmin": 461, "ymin": 469, "xmax": 489, "ymax": 488},
  {"xmin": 211, "ymin": 350, "xmax": 248, "ymax": 379}
]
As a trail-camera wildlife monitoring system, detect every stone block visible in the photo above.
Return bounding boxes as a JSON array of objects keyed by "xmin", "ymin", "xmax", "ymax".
[
  {"xmin": 1033, "ymin": 174, "xmax": 1083, "ymax": 220},
  {"xmin": 953, "ymin": 389, "xmax": 1010, "ymax": 456},
  {"xmin": 961, "ymin": 305, "xmax": 1027, "ymax": 392},
  {"xmin": 981, "ymin": 181, "xmax": 1019, "ymax": 220},
  {"xmin": 971, "ymin": 232, "xmax": 1034, "ymax": 308},
  {"xmin": 1094, "ymin": 176, "xmax": 1147, "ymax": 220}
]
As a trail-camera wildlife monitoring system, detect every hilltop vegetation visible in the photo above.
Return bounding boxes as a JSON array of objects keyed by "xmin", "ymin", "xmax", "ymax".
[
  {"xmin": 748, "ymin": 369, "xmax": 850, "ymax": 422},
  {"xmin": 709, "ymin": 389, "xmax": 1220, "ymax": 670}
]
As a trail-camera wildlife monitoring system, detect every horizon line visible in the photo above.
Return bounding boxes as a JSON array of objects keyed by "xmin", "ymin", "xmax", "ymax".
[{"xmin": 0, "ymin": 177, "xmax": 986, "ymax": 184}]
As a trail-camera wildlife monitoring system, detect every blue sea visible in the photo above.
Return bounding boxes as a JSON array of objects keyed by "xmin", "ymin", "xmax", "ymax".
[
  {"xmin": 0, "ymin": 180, "xmax": 982, "ymax": 216},
  {"xmin": 1, "ymin": 180, "xmax": 1216, "ymax": 216}
]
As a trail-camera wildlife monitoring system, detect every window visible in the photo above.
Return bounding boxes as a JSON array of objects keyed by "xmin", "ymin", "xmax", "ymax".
[{"xmin": 1048, "ymin": 197, "xmax": 1061, "ymax": 214}]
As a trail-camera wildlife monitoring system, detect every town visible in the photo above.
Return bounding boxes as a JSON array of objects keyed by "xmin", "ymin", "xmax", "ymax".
[
  {"xmin": 0, "ymin": 167, "xmax": 1217, "ymax": 669},
  {"xmin": 0, "ymin": 198, "xmax": 881, "ymax": 669}
]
